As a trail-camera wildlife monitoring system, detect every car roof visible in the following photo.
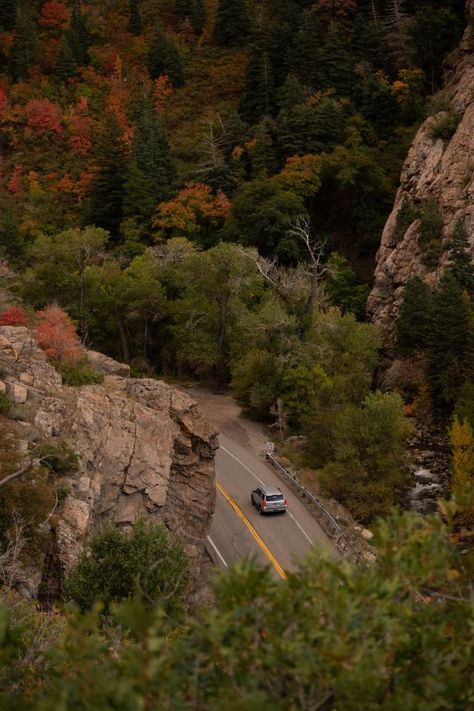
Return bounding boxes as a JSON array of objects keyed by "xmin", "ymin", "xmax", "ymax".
[{"xmin": 261, "ymin": 485, "xmax": 283, "ymax": 495}]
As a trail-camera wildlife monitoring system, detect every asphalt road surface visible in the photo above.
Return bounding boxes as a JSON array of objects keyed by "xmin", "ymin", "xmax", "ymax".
[{"xmin": 207, "ymin": 433, "xmax": 337, "ymax": 579}]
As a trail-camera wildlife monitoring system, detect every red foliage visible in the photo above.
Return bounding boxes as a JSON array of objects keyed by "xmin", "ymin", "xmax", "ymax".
[
  {"xmin": 0, "ymin": 306, "xmax": 29, "ymax": 327},
  {"xmin": 7, "ymin": 164, "xmax": 23, "ymax": 194},
  {"xmin": 68, "ymin": 115, "xmax": 93, "ymax": 155},
  {"xmin": 0, "ymin": 87, "xmax": 8, "ymax": 113},
  {"xmin": 39, "ymin": 1, "xmax": 70, "ymax": 30},
  {"xmin": 154, "ymin": 75, "xmax": 173, "ymax": 113},
  {"xmin": 25, "ymin": 99, "xmax": 63, "ymax": 136},
  {"xmin": 35, "ymin": 305, "xmax": 82, "ymax": 363}
]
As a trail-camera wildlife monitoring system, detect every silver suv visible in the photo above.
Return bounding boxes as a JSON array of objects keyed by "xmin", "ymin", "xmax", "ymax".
[{"xmin": 251, "ymin": 485, "xmax": 288, "ymax": 515}]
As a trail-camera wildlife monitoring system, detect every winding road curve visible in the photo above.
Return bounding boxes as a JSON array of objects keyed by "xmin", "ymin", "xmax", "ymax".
[{"xmin": 207, "ymin": 432, "xmax": 338, "ymax": 578}]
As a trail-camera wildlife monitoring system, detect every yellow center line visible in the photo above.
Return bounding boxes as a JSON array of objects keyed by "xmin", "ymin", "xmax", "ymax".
[{"xmin": 216, "ymin": 480, "xmax": 287, "ymax": 580}]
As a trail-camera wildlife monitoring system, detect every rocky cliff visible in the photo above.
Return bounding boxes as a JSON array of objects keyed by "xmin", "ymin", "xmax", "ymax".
[
  {"xmin": 0, "ymin": 326, "xmax": 218, "ymax": 599},
  {"xmin": 368, "ymin": 0, "xmax": 474, "ymax": 355}
]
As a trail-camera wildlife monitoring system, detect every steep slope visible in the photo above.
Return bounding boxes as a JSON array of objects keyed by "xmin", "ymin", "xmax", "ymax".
[
  {"xmin": 368, "ymin": 0, "xmax": 474, "ymax": 351},
  {"xmin": 0, "ymin": 325, "xmax": 218, "ymax": 598}
]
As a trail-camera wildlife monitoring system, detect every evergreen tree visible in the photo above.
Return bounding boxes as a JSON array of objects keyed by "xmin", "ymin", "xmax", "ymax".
[
  {"xmin": 175, "ymin": 0, "xmax": 206, "ymax": 35},
  {"xmin": 319, "ymin": 23, "xmax": 353, "ymax": 95},
  {"xmin": 68, "ymin": 1, "xmax": 90, "ymax": 67},
  {"xmin": 428, "ymin": 271, "xmax": 474, "ymax": 409},
  {"xmin": 9, "ymin": 4, "xmax": 40, "ymax": 81},
  {"xmin": 291, "ymin": 10, "xmax": 325, "ymax": 90},
  {"xmin": 449, "ymin": 219, "xmax": 474, "ymax": 298},
  {"xmin": 213, "ymin": 0, "xmax": 250, "ymax": 47},
  {"xmin": 148, "ymin": 25, "xmax": 184, "ymax": 87},
  {"xmin": 123, "ymin": 98, "xmax": 174, "ymax": 229},
  {"xmin": 85, "ymin": 112, "xmax": 128, "ymax": 236},
  {"xmin": 250, "ymin": 118, "xmax": 276, "ymax": 178},
  {"xmin": 239, "ymin": 43, "xmax": 275, "ymax": 124},
  {"xmin": 276, "ymin": 74, "xmax": 305, "ymax": 112},
  {"xmin": 0, "ymin": 0, "xmax": 17, "ymax": 31},
  {"xmin": 128, "ymin": 0, "xmax": 142, "ymax": 36},
  {"xmin": 55, "ymin": 35, "xmax": 77, "ymax": 82},
  {"xmin": 396, "ymin": 277, "xmax": 432, "ymax": 356}
]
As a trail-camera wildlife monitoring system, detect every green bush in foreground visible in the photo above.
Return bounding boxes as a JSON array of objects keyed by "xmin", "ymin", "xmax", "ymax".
[
  {"xmin": 0, "ymin": 507, "xmax": 472, "ymax": 709},
  {"xmin": 64, "ymin": 519, "xmax": 190, "ymax": 615},
  {"xmin": 56, "ymin": 360, "xmax": 104, "ymax": 386}
]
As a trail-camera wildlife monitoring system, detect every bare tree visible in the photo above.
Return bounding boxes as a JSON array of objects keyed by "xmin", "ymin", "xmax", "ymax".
[
  {"xmin": 0, "ymin": 513, "xmax": 27, "ymax": 589},
  {"xmin": 383, "ymin": 0, "xmax": 413, "ymax": 68},
  {"xmin": 288, "ymin": 215, "xmax": 328, "ymax": 326}
]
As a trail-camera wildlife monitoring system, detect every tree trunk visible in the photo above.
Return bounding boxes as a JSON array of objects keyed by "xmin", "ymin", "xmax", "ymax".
[{"xmin": 116, "ymin": 309, "xmax": 130, "ymax": 363}]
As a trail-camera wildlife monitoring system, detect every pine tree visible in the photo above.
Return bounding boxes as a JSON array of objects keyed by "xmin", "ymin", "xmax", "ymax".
[
  {"xmin": 128, "ymin": 0, "xmax": 142, "ymax": 36},
  {"xmin": 291, "ymin": 10, "xmax": 325, "ymax": 91},
  {"xmin": 9, "ymin": 3, "xmax": 40, "ymax": 81},
  {"xmin": 396, "ymin": 277, "xmax": 432, "ymax": 356},
  {"xmin": 449, "ymin": 219, "xmax": 474, "ymax": 298},
  {"xmin": 0, "ymin": 0, "xmax": 17, "ymax": 31},
  {"xmin": 85, "ymin": 112, "xmax": 128, "ymax": 236},
  {"xmin": 239, "ymin": 43, "xmax": 275, "ymax": 124},
  {"xmin": 175, "ymin": 0, "xmax": 206, "ymax": 35},
  {"xmin": 55, "ymin": 35, "xmax": 78, "ymax": 82},
  {"xmin": 428, "ymin": 271, "xmax": 474, "ymax": 409},
  {"xmin": 213, "ymin": 0, "xmax": 250, "ymax": 47},
  {"xmin": 148, "ymin": 25, "xmax": 184, "ymax": 87},
  {"xmin": 68, "ymin": 1, "xmax": 90, "ymax": 67},
  {"xmin": 250, "ymin": 118, "xmax": 276, "ymax": 178},
  {"xmin": 123, "ymin": 98, "xmax": 174, "ymax": 229},
  {"xmin": 319, "ymin": 23, "xmax": 353, "ymax": 95}
]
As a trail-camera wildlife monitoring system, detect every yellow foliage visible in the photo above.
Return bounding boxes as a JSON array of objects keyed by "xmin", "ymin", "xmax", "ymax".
[{"xmin": 450, "ymin": 416, "xmax": 474, "ymax": 498}]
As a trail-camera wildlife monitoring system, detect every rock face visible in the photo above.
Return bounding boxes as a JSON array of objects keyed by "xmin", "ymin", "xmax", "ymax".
[
  {"xmin": 368, "ymin": 0, "xmax": 474, "ymax": 350},
  {"xmin": 0, "ymin": 326, "xmax": 218, "ymax": 597}
]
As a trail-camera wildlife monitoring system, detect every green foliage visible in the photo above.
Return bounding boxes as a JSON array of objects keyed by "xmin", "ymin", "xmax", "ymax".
[
  {"xmin": 1, "ymin": 510, "xmax": 473, "ymax": 709},
  {"xmin": 128, "ymin": 0, "xmax": 142, "ymax": 36},
  {"xmin": 419, "ymin": 197, "xmax": 444, "ymax": 268},
  {"xmin": 55, "ymin": 359, "xmax": 103, "ymax": 386},
  {"xmin": 64, "ymin": 518, "xmax": 189, "ymax": 614},
  {"xmin": 318, "ymin": 392, "xmax": 412, "ymax": 522},
  {"xmin": 213, "ymin": 0, "xmax": 250, "ymax": 47},
  {"xmin": 9, "ymin": 5, "xmax": 40, "ymax": 81},
  {"xmin": 394, "ymin": 194, "xmax": 419, "ymax": 242},
  {"xmin": 431, "ymin": 111, "xmax": 462, "ymax": 139},
  {"xmin": 454, "ymin": 381, "xmax": 474, "ymax": 430},
  {"xmin": 449, "ymin": 218, "xmax": 474, "ymax": 298},
  {"xmin": 324, "ymin": 252, "xmax": 369, "ymax": 318},
  {"xmin": 396, "ymin": 276, "xmax": 433, "ymax": 356},
  {"xmin": 175, "ymin": 0, "xmax": 207, "ymax": 34},
  {"xmin": 0, "ymin": 391, "xmax": 10, "ymax": 415},
  {"xmin": 38, "ymin": 441, "xmax": 79, "ymax": 475},
  {"xmin": 148, "ymin": 25, "xmax": 184, "ymax": 87}
]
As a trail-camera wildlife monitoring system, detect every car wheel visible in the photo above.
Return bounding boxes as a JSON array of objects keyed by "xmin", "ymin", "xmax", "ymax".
[{"xmin": 259, "ymin": 505, "xmax": 264, "ymax": 515}]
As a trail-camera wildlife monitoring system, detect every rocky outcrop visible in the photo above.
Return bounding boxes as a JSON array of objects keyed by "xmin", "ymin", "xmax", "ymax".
[
  {"xmin": 0, "ymin": 326, "xmax": 218, "ymax": 598},
  {"xmin": 368, "ymin": 0, "xmax": 474, "ymax": 350}
]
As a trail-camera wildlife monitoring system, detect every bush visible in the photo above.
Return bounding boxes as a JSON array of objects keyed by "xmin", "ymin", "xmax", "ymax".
[
  {"xmin": 0, "ymin": 391, "xmax": 10, "ymax": 415},
  {"xmin": 318, "ymin": 392, "xmax": 412, "ymax": 523},
  {"xmin": 419, "ymin": 198, "xmax": 444, "ymax": 268},
  {"xmin": 56, "ymin": 360, "xmax": 104, "ymax": 386},
  {"xmin": 64, "ymin": 519, "xmax": 190, "ymax": 614},
  {"xmin": 38, "ymin": 441, "xmax": 79, "ymax": 474},
  {"xmin": 394, "ymin": 195, "xmax": 419, "ymax": 243},
  {"xmin": 431, "ymin": 111, "xmax": 461, "ymax": 140},
  {"xmin": 36, "ymin": 304, "xmax": 82, "ymax": 363},
  {"xmin": 0, "ymin": 305, "xmax": 29, "ymax": 327}
]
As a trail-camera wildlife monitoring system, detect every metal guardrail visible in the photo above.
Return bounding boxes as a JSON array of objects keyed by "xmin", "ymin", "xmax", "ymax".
[{"xmin": 265, "ymin": 452, "xmax": 363, "ymax": 564}]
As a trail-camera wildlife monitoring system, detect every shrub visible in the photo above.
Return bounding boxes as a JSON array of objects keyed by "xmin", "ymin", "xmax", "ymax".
[
  {"xmin": 56, "ymin": 360, "xmax": 104, "ymax": 386},
  {"xmin": 64, "ymin": 519, "xmax": 190, "ymax": 614},
  {"xmin": 38, "ymin": 442, "xmax": 79, "ymax": 474},
  {"xmin": 394, "ymin": 195, "xmax": 419, "ymax": 242},
  {"xmin": 0, "ymin": 305, "xmax": 29, "ymax": 327},
  {"xmin": 431, "ymin": 111, "xmax": 461, "ymax": 140},
  {"xmin": 36, "ymin": 305, "xmax": 82, "ymax": 363},
  {"xmin": 0, "ymin": 391, "xmax": 10, "ymax": 414},
  {"xmin": 419, "ymin": 198, "xmax": 444, "ymax": 268}
]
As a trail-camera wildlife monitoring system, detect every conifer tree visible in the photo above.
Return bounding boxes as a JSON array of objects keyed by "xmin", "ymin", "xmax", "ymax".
[
  {"xmin": 396, "ymin": 277, "xmax": 432, "ymax": 356},
  {"xmin": 213, "ymin": 0, "xmax": 250, "ymax": 47},
  {"xmin": 428, "ymin": 271, "xmax": 474, "ymax": 409},
  {"xmin": 123, "ymin": 98, "xmax": 174, "ymax": 228},
  {"xmin": 239, "ymin": 44, "xmax": 275, "ymax": 124},
  {"xmin": 9, "ymin": 3, "xmax": 40, "ymax": 81},
  {"xmin": 291, "ymin": 10, "xmax": 325, "ymax": 90},
  {"xmin": 128, "ymin": 0, "xmax": 142, "ymax": 36},
  {"xmin": 0, "ymin": 0, "xmax": 17, "ymax": 31},
  {"xmin": 55, "ymin": 35, "xmax": 77, "ymax": 82},
  {"xmin": 68, "ymin": 1, "xmax": 90, "ymax": 67},
  {"xmin": 449, "ymin": 219, "xmax": 474, "ymax": 298},
  {"xmin": 175, "ymin": 0, "xmax": 206, "ymax": 35},
  {"xmin": 85, "ymin": 112, "xmax": 128, "ymax": 236},
  {"xmin": 250, "ymin": 118, "xmax": 276, "ymax": 178},
  {"xmin": 148, "ymin": 25, "xmax": 184, "ymax": 87}
]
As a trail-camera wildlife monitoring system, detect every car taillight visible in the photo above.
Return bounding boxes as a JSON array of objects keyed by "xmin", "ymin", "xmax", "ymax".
[
  {"xmin": 262, "ymin": 500, "xmax": 266, "ymax": 508},
  {"xmin": 284, "ymin": 499, "xmax": 288, "ymax": 506}
]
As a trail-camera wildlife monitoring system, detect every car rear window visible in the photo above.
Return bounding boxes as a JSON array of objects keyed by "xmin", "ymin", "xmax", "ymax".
[{"xmin": 266, "ymin": 494, "xmax": 284, "ymax": 501}]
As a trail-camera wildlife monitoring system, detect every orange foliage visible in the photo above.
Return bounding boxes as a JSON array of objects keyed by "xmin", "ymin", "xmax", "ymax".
[
  {"xmin": 7, "ymin": 164, "xmax": 23, "ymax": 194},
  {"xmin": 35, "ymin": 304, "xmax": 82, "ymax": 363},
  {"xmin": 39, "ymin": 1, "xmax": 70, "ymax": 30},
  {"xmin": 274, "ymin": 154, "xmax": 322, "ymax": 197},
  {"xmin": 153, "ymin": 183, "xmax": 231, "ymax": 237},
  {"xmin": 0, "ymin": 305, "xmax": 29, "ymax": 327},
  {"xmin": 0, "ymin": 87, "xmax": 8, "ymax": 113},
  {"xmin": 68, "ymin": 115, "xmax": 93, "ymax": 155},
  {"xmin": 24, "ymin": 98, "xmax": 63, "ymax": 136}
]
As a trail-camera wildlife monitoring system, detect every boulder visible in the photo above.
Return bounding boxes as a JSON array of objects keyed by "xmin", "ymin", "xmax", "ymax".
[{"xmin": 86, "ymin": 349, "xmax": 131, "ymax": 378}]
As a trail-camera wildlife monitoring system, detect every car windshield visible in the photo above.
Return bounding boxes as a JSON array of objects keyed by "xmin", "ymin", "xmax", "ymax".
[{"xmin": 266, "ymin": 494, "xmax": 284, "ymax": 501}]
